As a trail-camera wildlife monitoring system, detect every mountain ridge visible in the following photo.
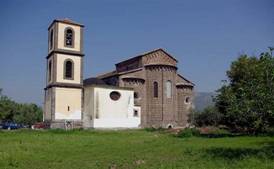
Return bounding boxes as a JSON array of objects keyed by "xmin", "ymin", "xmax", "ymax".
[{"xmin": 193, "ymin": 92, "xmax": 215, "ymax": 111}]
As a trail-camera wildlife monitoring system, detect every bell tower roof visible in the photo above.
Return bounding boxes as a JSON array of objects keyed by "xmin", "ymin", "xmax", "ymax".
[{"xmin": 48, "ymin": 18, "xmax": 84, "ymax": 30}]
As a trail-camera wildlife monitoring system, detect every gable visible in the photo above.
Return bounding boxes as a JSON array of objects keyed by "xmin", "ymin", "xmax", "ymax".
[
  {"xmin": 142, "ymin": 49, "xmax": 177, "ymax": 67},
  {"xmin": 176, "ymin": 74, "xmax": 195, "ymax": 86}
]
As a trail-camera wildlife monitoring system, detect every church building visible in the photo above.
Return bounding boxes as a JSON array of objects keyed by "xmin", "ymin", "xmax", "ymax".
[{"xmin": 43, "ymin": 19, "xmax": 194, "ymax": 129}]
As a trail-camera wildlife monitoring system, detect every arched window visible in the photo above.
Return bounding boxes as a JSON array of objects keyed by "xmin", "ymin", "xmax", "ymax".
[
  {"xmin": 153, "ymin": 82, "xmax": 158, "ymax": 98},
  {"xmin": 166, "ymin": 80, "xmax": 172, "ymax": 98},
  {"xmin": 48, "ymin": 60, "xmax": 52, "ymax": 82},
  {"xmin": 65, "ymin": 28, "xmax": 74, "ymax": 47},
  {"xmin": 50, "ymin": 30, "xmax": 53, "ymax": 49},
  {"xmin": 64, "ymin": 60, "xmax": 74, "ymax": 79}
]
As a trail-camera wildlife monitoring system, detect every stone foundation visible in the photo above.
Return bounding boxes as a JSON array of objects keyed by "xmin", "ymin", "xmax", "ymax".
[{"xmin": 49, "ymin": 120, "xmax": 83, "ymax": 129}]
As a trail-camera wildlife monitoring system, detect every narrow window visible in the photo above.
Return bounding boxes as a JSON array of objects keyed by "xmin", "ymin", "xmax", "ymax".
[
  {"xmin": 134, "ymin": 110, "xmax": 138, "ymax": 117},
  {"xmin": 67, "ymin": 106, "xmax": 70, "ymax": 111},
  {"xmin": 48, "ymin": 60, "xmax": 52, "ymax": 82},
  {"xmin": 166, "ymin": 80, "xmax": 172, "ymax": 98},
  {"xmin": 50, "ymin": 29, "xmax": 53, "ymax": 49},
  {"xmin": 64, "ymin": 60, "xmax": 73, "ymax": 79},
  {"xmin": 65, "ymin": 28, "xmax": 74, "ymax": 47},
  {"xmin": 134, "ymin": 92, "xmax": 139, "ymax": 99},
  {"xmin": 153, "ymin": 82, "xmax": 158, "ymax": 98}
]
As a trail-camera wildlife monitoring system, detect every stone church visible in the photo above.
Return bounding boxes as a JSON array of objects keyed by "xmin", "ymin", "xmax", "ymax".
[{"xmin": 44, "ymin": 19, "xmax": 194, "ymax": 129}]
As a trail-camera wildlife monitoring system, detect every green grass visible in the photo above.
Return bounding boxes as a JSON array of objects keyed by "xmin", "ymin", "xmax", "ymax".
[{"xmin": 0, "ymin": 129, "xmax": 274, "ymax": 169}]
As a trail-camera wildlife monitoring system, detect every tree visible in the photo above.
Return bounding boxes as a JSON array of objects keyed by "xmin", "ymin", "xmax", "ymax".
[
  {"xmin": 14, "ymin": 103, "xmax": 43, "ymax": 126},
  {"xmin": 190, "ymin": 106, "xmax": 223, "ymax": 127},
  {"xmin": 215, "ymin": 51, "xmax": 274, "ymax": 133},
  {"xmin": 0, "ymin": 89, "xmax": 43, "ymax": 125},
  {"xmin": 0, "ymin": 94, "xmax": 18, "ymax": 121}
]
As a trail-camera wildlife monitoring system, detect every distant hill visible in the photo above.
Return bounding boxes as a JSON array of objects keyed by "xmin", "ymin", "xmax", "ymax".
[{"xmin": 193, "ymin": 92, "xmax": 215, "ymax": 111}]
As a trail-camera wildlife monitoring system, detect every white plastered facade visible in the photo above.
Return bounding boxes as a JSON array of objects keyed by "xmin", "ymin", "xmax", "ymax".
[
  {"xmin": 44, "ymin": 19, "xmax": 142, "ymax": 128},
  {"xmin": 83, "ymin": 86, "xmax": 140, "ymax": 128},
  {"xmin": 54, "ymin": 88, "xmax": 82, "ymax": 120},
  {"xmin": 57, "ymin": 23, "xmax": 81, "ymax": 51},
  {"xmin": 56, "ymin": 54, "xmax": 81, "ymax": 84}
]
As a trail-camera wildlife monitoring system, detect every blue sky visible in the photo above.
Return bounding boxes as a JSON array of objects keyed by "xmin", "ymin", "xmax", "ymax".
[{"xmin": 0, "ymin": 0, "xmax": 273, "ymax": 105}]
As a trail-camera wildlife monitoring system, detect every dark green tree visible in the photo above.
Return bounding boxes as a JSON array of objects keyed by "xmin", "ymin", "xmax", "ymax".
[
  {"xmin": 0, "ymin": 94, "xmax": 18, "ymax": 121},
  {"xmin": 191, "ymin": 106, "xmax": 223, "ymax": 127},
  {"xmin": 215, "ymin": 51, "xmax": 274, "ymax": 133},
  {"xmin": 0, "ymin": 89, "xmax": 43, "ymax": 125}
]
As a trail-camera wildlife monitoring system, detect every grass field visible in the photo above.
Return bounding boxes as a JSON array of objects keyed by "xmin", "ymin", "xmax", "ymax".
[{"xmin": 0, "ymin": 129, "xmax": 274, "ymax": 169}]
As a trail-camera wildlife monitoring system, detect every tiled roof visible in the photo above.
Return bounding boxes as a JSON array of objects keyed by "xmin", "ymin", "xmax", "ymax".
[
  {"xmin": 96, "ymin": 70, "xmax": 118, "ymax": 79},
  {"xmin": 177, "ymin": 74, "xmax": 195, "ymax": 86},
  {"xmin": 83, "ymin": 77, "xmax": 106, "ymax": 86},
  {"xmin": 48, "ymin": 18, "xmax": 84, "ymax": 29},
  {"xmin": 57, "ymin": 18, "xmax": 84, "ymax": 26},
  {"xmin": 115, "ymin": 48, "xmax": 178, "ymax": 66}
]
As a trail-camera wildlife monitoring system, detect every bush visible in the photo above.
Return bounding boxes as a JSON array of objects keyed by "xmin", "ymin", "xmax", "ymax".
[
  {"xmin": 189, "ymin": 106, "xmax": 223, "ymax": 127},
  {"xmin": 199, "ymin": 127, "xmax": 232, "ymax": 138},
  {"xmin": 0, "ymin": 91, "xmax": 42, "ymax": 126},
  {"xmin": 144, "ymin": 127, "xmax": 165, "ymax": 132},
  {"xmin": 177, "ymin": 128, "xmax": 200, "ymax": 138}
]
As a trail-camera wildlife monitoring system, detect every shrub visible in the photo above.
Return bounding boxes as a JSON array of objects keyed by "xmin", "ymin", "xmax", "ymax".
[
  {"xmin": 144, "ymin": 127, "xmax": 165, "ymax": 132},
  {"xmin": 177, "ymin": 128, "xmax": 200, "ymax": 138},
  {"xmin": 189, "ymin": 106, "xmax": 223, "ymax": 127},
  {"xmin": 200, "ymin": 127, "xmax": 232, "ymax": 138}
]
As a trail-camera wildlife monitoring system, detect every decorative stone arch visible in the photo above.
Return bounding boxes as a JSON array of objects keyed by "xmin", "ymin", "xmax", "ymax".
[
  {"xmin": 144, "ymin": 64, "xmax": 177, "ymax": 72},
  {"xmin": 122, "ymin": 77, "xmax": 145, "ymax": 85}
]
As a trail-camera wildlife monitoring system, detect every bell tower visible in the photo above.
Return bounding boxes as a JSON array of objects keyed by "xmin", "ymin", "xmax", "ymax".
[{"xmin": 44, "ymin": 19, "xmax": 84, "ymax": 128}]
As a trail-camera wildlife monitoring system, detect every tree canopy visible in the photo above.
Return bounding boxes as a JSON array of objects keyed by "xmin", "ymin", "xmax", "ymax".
[
  {"xmin": 0, "ymin": 89, "xmax": 42, "ymax": 126},
  {"xmin": 215, "ymin": 51, "xmax": 274, "ymax": 133}
]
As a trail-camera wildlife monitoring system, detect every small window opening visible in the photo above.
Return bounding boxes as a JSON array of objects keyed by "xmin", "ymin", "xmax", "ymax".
[
  {"xmin": 64, "ymin": 60, "xmax": 73, "ymax": 79},
  {"xmin": 48, "ymin": 60, "xmax": 52, "ymax": 82},
  {"xmin": 166, "ymin": 80, "xmax": 172, "ymax": 98},
  {"xmin": 134, "ymin": 110, "xmax": 138, "ymax": 117},
  {"xmin": 50, "ymin": 29, "xmax": 53, "ymax": 49},
  {"xmin": 110, "ymin": 91, "xmax": 121, "ymax": 101},
  {"xmin": 65, "ymin": 28, "xmax": 74, "ymax": 47},
  {"xmin": 67, "ymin": 106, "xmax": 70, "ymax": 111},
  {"xmin": 185, "ymin": 97, "xmax": 191, "ymax": 104},
  {"xmin": 153, "ymin": 82, "xmax": 158, "ymax": 98},
  {"xmin": 134, "ymin": 92, "xmax": 139, "ymax": 99}
]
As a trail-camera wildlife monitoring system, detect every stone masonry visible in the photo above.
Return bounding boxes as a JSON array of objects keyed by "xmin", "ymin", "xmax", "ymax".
[{"xmin": 95, "ymin": 48, "xmax": 194, "ymax": 128}]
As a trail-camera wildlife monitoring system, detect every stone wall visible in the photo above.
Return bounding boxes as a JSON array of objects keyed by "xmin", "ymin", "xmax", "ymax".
[
  {"xmin": 177, "ymin": 86, "xmax": 193, "ymax": 126},
  {"xmin": 144, "ymin": 65, "xmax": 178, "ymax": 128},
  {"xmin": 99, "ymin": 49, "xmax": 194, "ymax": 128}
]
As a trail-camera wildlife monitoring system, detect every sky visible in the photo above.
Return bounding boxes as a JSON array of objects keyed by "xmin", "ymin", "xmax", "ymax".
[{"xmin": 0, "ymin": 0, "xmax": 273, "ymax": 106}]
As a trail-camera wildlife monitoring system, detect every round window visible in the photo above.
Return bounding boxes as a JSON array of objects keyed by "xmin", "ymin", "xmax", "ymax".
[
  {"xmin": 185, "ymin": 97, "xmax": 191, "ymax": 104},
  {"xmin": 110, "ymin": 91, "xmax": 121, "ymax": 101}
]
